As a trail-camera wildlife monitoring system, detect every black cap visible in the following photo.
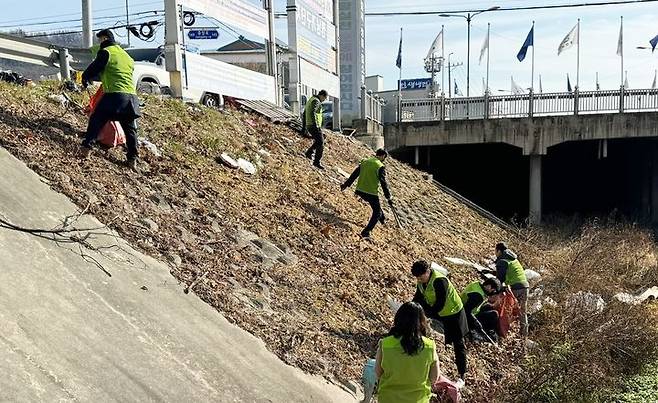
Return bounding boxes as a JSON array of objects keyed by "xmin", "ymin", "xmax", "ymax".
[
  {"xmin": 495, "ymin": 242, "xmax": 508, "ymax": 252},
  {"xmin": 96, "ymin": 29, "xmax": 115, "ymax": 42}
]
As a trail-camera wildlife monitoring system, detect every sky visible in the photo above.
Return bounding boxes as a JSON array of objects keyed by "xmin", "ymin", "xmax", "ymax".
[{"xmin": 1, "ymin": 0, "xmax": 657, "ymax": 94}]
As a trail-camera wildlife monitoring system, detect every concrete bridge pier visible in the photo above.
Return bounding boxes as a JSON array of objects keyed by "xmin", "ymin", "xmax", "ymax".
[{"xmin": 529, "ymin": 154, "xmax": 542, "ymax": 225}]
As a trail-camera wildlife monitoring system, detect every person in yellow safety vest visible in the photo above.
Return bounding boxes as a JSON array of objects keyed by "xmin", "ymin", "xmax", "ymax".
[
  {"xmin": 411, "ymin": 260, "xmax": 468, "ymax": 381},
  {"xmin": 80, "ymin": 28, "xmax": 141, "ymax": 171},
  {"xmin": 460, "ymin": 278, "xmax": 503, "ymax": 342},
  {"xmin": 494, "ymin": 242, "xmax": 530, "ymax": 336},
  {"xmin": 303, "ymin": 90, "xmax": 328, "ymax": 169},
  {"xmin": 375, "ymin": 301, "xmax": 439, "ymax": 403},
  {"xmin": 340, "ymin": 148, "xmax": 393, "ymax": 239}
]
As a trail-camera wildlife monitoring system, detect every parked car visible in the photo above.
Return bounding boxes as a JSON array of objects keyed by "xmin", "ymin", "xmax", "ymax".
[{"xmin": 127, "ymin": 48, "xmax": 223, "ymax": 108}]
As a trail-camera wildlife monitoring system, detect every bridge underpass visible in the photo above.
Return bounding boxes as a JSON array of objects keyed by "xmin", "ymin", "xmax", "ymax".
[
  {"xmin": 385, "ymin": 89, "xmax": 658, "ymax": 225},
  {"xmin": 392, "ymin": 138, "xmax": 658, "ymax": 225}
]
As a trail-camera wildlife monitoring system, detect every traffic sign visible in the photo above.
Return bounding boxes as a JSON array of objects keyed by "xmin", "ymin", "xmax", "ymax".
[{"xmin": 187, "ymin": 29, "xmax": 219, "ymax": 40}]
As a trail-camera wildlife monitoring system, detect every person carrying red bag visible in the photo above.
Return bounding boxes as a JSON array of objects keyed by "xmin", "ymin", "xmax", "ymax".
[{"xmin": 80, "ymin": 28, "xmax": 140, "ymax": 170}]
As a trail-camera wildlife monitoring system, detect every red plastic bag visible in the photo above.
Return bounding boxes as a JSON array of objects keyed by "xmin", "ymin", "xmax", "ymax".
[
  {"xmin": 85, "ymin": 87, "xmax": 126, "ymax": 149},
  {"xmin": 493, "ymin": 290, "xmax": 520, "ymax": 338}
]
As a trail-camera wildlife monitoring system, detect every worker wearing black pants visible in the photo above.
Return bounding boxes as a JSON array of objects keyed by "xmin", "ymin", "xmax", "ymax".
[
  {"xmin": 305, "ymin": 125, "xmax": 324, "ymax": 167},
  {"xmin": 461, "ymin": 278, "xmax": 503, "ymax": 341},
  {"xmin": 83, "ymin": 93, "xmax": 140, "ymax": 161},
  {"xmin": 341, "ymin": 149, "xmax": 392, "ymax": 239},
  {"xmin": 356, "ymin": 190, "xmax": 386, "ymax": 235}
]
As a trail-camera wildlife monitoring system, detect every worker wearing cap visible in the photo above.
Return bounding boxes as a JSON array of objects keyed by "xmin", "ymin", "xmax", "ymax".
[
  {"xmin": 494, "ymin": 242, "xmax": 529, "ymax": 336},
  {"xmin": 411, "ymin": 260, "xmax": 468, "ymax": 381},
  {"xmin": 341, "ymin": 148, "xmax": 393, "ymax": 239},
  {"xmin": 80, "ymin": 28, "xmax": 140, "ymax": 170}
]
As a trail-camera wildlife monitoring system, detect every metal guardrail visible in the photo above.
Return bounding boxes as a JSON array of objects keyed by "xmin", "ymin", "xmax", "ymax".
[
  {"xmin": 400, "ymin": 88, "xmax": 658, "ymax": 122},
  {"xmin": 361, "ymin": 85, "xmax": 384, "ymax": 125},
  {"xmin": 0, "ymin": 32, "xmax": 91, "ymax": 78}
]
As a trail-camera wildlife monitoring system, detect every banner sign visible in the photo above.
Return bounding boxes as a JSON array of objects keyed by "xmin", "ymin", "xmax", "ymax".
[
  {"xmin": 400, "ymin": 78, "xmax": 432, "ymax": 91},
  {"xmin": 181, "ymin": 0, "xmax": 268, "ymax": 39},
  {"xmin": 294, "ymin": 0, "xmax": 336, "ymax": 73},
  {"xmin": 339, "ymin": 0, "xmax": 365, "ymax": 122}
]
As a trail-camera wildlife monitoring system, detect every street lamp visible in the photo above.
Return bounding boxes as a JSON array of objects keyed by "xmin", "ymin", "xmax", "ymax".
[{"xmin": 439, "ymin": 6, "xmax": 499, "ymax": 99}]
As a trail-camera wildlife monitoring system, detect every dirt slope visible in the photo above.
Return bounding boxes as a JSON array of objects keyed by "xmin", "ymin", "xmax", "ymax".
[{"xmin": 0, "ymin": 82, "xmax": 524, "ymax": 401}]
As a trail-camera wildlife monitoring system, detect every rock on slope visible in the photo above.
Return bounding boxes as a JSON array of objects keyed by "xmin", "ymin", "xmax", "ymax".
[{"xmin": 0, "ymin": 82, "xmax": 523, "ymax": 401}]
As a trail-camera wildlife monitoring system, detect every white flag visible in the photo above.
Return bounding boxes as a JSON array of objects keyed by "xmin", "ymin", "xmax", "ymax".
[
  {"xmin": 624, "ymin": 75, "xmax": 629, "ymax": 89},
  {"xmin": 426, "ymin": 30, "xmax": 443, "ymax": 60},
  {"xmin": 616, "ymin": 19, "xmax": 623, "ymax": 57},
  {"xmin": 511, "ymin": 76, "xmax": 525, "ymax": 94},
  {"xmin": 558, "ymin": 22, "xmax": 579, "ymax": 55},
  {"xmin": 652, "ymin": 70, "xmax": 657, "ymax": 89},
  {"xmin": 479, "ymin": 29, "xmax": 489, "ymax": 65}
]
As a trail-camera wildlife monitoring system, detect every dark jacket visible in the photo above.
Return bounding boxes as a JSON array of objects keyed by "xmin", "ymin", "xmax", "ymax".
[
  {"xmin": 413, "ymin": 277, "xmax": 468, "ymax": 343},
  {"xmin": 342, "ymin": 165, "xmax": 392, "ymax": 200},
  {"xmin": 463, "ymin": 292, "xmax": 485, "ymax": 331},
  {"xmin": 82, "ymin": 39, "xmax": 115, "ymax": 86},
  {"xmin": 495, "ymin": 249, "xmax": 529, "ymax": 290}
]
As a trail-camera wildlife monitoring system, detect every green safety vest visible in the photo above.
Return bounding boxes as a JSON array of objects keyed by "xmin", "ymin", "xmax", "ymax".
[
  {"xmin": 378, "ymin": 335, "xmax": 435, "ymax": 403},
  {"xmin": 504, "ymin": 259, "xmax": 528, "ymax": 287},
  {"xmin": 355, "ymin": 157, "xmax": 384, "ymax": 196},
  {"xmin": 418, "ymin": 269, "xmax": 463, "ymax": 317},
  {"xmin": 304, "ymin": 96, "xmax": 323, "ymax": 128},
  {"xmin": 460, "ymin": 281, "xmax": 487, "ymax": 316},
  {"xmin": 99, "ymin": 44, "xmax": 136, "ymax": 94}
]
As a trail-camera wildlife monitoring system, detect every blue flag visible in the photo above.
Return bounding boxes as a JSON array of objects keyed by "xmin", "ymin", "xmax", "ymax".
[
  {"xmin": 396, "ymin": 29, "xmax": 403, "ymax": 68},
  {"xmin": 567, "ymin": 74, "xmax": 572, "ymax": 93},
  {"xmin": 651, "ymin": 34, "xmax": 658, "ymax": 52},
  {"xmin": 517, "ymin": 26, "xmax": 534, "ymax": 62}
]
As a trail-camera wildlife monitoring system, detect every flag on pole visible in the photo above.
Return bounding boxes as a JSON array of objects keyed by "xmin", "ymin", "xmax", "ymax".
[
  {"xmin": 616, "ymin": 19, "xmax": 623, "ymax": 56},
  {"xmin": 624, "ymin": 74, "xmax": 629, "ymax": 89},
  {"xmin": 482, "ymin": 77, "xmax": 490, "ymax": 94},
  {"xmin": 426, "ymin": 29, "xmax": 443, "ymax": 60},
  {"xmin": 517, "ymin": 26, "xmax": 534, "ymax": 62},
  {"xmin": 479, "ymin": 29, "xmax": 490, "ymax": 65},
  {"xmin": 454, "ymin": 80, "xmax": 463, "ymax": 96},
  {"xmin": 652, "ymin": 70, "xmax": 657, "ymax": 89},
  {"xmin": 567, "ymin": 74, "xmax": 572, "ymax": 92},
  {"xmin": 650, "ymin": 34, "xmax": 658, "ymax": 52},
  {"xmin": 511, "ymin": 77, "xmax": 525, "ymax": 94},
  {"xmin": 596, "ymin": 73, "xmax": 600, "ymax": 90},
  {"xmin": 539, "ymin": 74, "xmax": 543, "ymax": 93},
  {"xmin": 396, "ymin": 29, "xmax": 403, "ymax": 68},
  {"xmin": 558, "ymin": 23, "xmax": 579, "ymax": 55}
]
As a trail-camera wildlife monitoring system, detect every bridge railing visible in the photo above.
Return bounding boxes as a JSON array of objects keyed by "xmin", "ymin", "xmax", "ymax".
[
  {"xmin": 400, "ymin": 88, "xmax": 658, "ymax": 122},
  {"xmin": 361, "ymin": 86, "xmax": 385, "ymax": 125}
]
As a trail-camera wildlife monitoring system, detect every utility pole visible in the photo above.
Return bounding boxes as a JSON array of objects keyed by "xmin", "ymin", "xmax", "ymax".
[
  {"xmin": 446, "ymin": 59, "xmax": 463, "ymax": 99},
  {"xmin": 126, "ymin": 0, "xmax": 131, "ymax": 48},
  {"xmin": 263, "ymin": 0, "xmax": 279, "ymax": 105},
  {"xmin": 82, "ymin": 0, "xmax": 93, "ymax": 48}
]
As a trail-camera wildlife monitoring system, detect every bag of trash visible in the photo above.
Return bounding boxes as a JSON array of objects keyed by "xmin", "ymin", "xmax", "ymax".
[
  {"xmin": 361, "ymin": 358, "xmax": 377, "ymax": 403},
  {"xmin": 86, "ymin": 87, "xmax": 126, "ymax": 149}
]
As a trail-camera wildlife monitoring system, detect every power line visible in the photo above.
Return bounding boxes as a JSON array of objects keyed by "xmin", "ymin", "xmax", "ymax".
[
  {"xmin": 0, "ymin": 1, "xmax": 162, "ymax": 25},
  {"xmin": 0, "ymin": 10, "xmax": 163, "ymax": 30},
  {"xmin": 364, "ymin": 0, "xmax": 658, "ymax": 16}
]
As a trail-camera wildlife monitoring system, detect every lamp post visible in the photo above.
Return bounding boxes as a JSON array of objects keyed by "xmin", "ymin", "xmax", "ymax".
[{"xmin": 439, "ymin": 6, "xmax": 499, "ymax": 99}]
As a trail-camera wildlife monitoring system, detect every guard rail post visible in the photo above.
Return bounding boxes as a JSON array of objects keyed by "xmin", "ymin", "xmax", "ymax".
[
  {"xmin": 619, "ymin": 85, "xmax": 625, "ymax": 113},
  {"xmin": 440, "ymin": 96, "xmax": 446, "ymax": 121},
  {"xmin": 528, "ymin": 88, "xmax": 534, "ymax": 118},
  {"xmin": 58, "ymin": 48, "xmax": 70, "ymax": 81},
  {"xmin": 360, "ymin": 85, "xmax": 367, "ymax": 119},
  {"xmin": 574, "ymin": 88, "xmax": 579, "ymax": 116}
]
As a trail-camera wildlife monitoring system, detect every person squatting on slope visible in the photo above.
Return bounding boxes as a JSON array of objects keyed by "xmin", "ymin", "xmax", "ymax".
[
  {"xmin": 411, "ymin": 260, "xmax": 468, "ymax": 381},
  {"xmin": 80, "ymin": 29, "xmax": 141, "ymax": 170},
  {"xmin": 460, "ymin": 278, "xmax": 503, "ymax": 341},
  {"xmin": 375, "ymin": 301, "xmax": 440, "ymax": 403},
  {"xmin": 303, "ymin": 90, "xmax": 328, "ymax": 169},
  {"xmin": 341, "ymin": 148, "xmax": 393, "ymax": 239},
  {"xmin": 494, "ymin": 242, "xmax": 530, "ymax": 336}
]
